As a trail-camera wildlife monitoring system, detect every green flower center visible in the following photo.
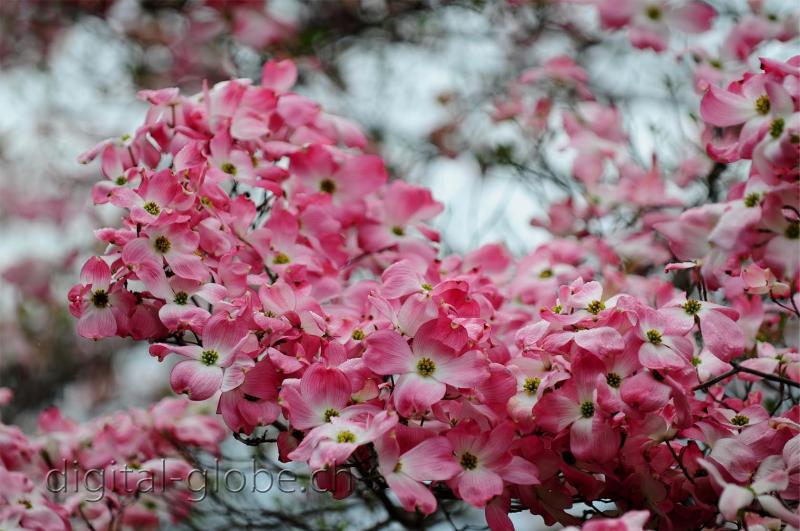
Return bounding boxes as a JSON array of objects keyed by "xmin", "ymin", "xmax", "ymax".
[
  {"xmin": 770, "ymin": 118, "xmax": 785, "ymax": 139},
  {"xmin": 351, "ymin": 329, "xmax": 365, "ymax": 341},
  {"xmin": 221, "ymin": 162, "xmax": 237, "ymax": 175},
  {"xmin": 580, "ymin": 401, "xmax": 595, "ymax": 418},
  {"xmin": 460, "ymin": 452, "xmax": 478, "ymax": 470},
  {"xmin": 755, "ymin": 95, "xmax": 771, "ymax": 115},
  {"xmin": 523, "ymin": 377, "xmax": 541, "ymax": 395},
  {"xmin": 421, "ymin": 283, "xmax": 433, "ymax": 291},
  {"xmin": 323, "ymin": 408, "xmax": 340, "ymax": 423},
  {"xmin": 336, "ymin": 430, "xmax": 356, "ymax": 443},
  {"xmin": 200, "ymin": 349, "xmax": 219, "ymax": 366},
  {"xmin": 416, "ymin": 357, "xmax": 436, "ymax": 377},
  {"xmin": 730, "ymin": 414, "xmax": 750, "ymax": 426},
  {"xmin": 153, "ymin": 236, "xmax": 171, "ymax": 254},
  {"xmin": 645, "ymin": 5, "xmax": 662, "ymax": 19},
  {"xmin": 391, "ymin": 226, "xmax": 405, "ymax": 236},
  {"xmin": 143, "ymin": 201, "xmax": 161, "ymax": 216},
  {"xmin": 17, "ymin": 498, "xmax": 32, "ymax": 509},
  {"xmin": 273, "ymin": 252, "xmax": 290, "ymax": 264},
  {"xmin": 691, "ymin": 356, "xmax": 701, "ymax": 367},
  {"xmin": 743, "ymin": 193, "xmax": 761, "ymax": 208},
  {"xmin": 683, "ymin": 299, "xmax": 702, "ymax": 315},
  {"xmin": 586, "ymin": 300, "xmax": 606, "ymax": 315},
  {"xmin": 319, "ymin": 179, "xmax": 336, "ymax": 194},
  {"xmin": 538, "ymin": 269, "xmax": 553, "ymax": 279},
  {"xmin": 552, "ymin": 304, "xmax": 562, "ymax": 314},
  {"xmin": 115, "ymin": 176, "xmax": 127, "ymax": 186},
  {"xmin": 91, "ymin": 289, "xmax": 110, "ymax": 308},
  {"xmin": 646, "ymin": 329, "xmax": 663, "ymax": 345},
  {"xmin": 606, "ymin": 372, "xmax": 621, "ymax": 388},
  {"xmin": 174, "ymin": 291, "xmax": 189, "ymax": 305},
  {"xmin": 785, "ymin": 222, "xmax": 799, "ymax": 240}
]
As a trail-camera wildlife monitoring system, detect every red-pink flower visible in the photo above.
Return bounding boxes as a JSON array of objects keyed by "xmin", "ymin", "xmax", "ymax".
[
  {"xmin": 364, "ymin": 323, "xmax": 487, "ymax": 416},
  {"xmin": 377, "ymin": 430, "xmax": 461, "ymax": 514},
  {"xmin": 534, "ymin": 354, "xmax": 620, "ymax": 462},
  {"xmin": 150, "ymin": 317, "xmax": 254, "ymax": 400},
  {"xmin": 69, "ymin": 257, "xmax": 119, "ymax": 339},
  {"xmin": 446, "ymin": 422, "xmax": 539, "ymax": 507}
]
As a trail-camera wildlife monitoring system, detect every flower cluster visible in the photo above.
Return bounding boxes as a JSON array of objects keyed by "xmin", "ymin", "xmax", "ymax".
[
  {"xmin": 0, "ymin": 395, "xmax": 225, "ymax": 531},
  {"xmin": 60, "ymin": 54, "xmax": 800, "ymax": 530}
]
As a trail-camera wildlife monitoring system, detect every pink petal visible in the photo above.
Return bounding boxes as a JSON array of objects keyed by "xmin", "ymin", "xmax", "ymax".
[
  {"xmin": 700, "ymin": 310, "xmax": 744, "ymax": 362},
  {"xmin": 77, "ymin": 307, "xmax": 117, "ymax": 339},
  {"xmin": 719, "ymin": 484, "xmax": 754, "ymax": 520},
  {"xmin": 386, "ymin": 473, "xmax": 437, "ymax": 515},
  {"xmin": 700, "ymin": 85, "xmax": 756, "ymax": 127},
  {"xmin": 261, "ymin": 59, "xmax": 298, "ymax": 93},
  {"xmin": 79, "ymin": 257, "xmax": 111, "ymax": 290},
  {"xmin": 401, "ymin": 437, "xmax": 461, "ymax": 482},
  {"xmin": 170, "ymin": 360, "xmax": 223, "ymax": 401},
  {"xmin": 363, "ymin": 329, "xmax": 414, "ymax": 375},
  {"xmin": 437, "ymin": 350, "xmax": 486, "ymax": 388},
  {"xmin": 457, "ymin": 468, "xmax": 504, "ymax": 507},
  {"xmin": 393, "ymin": 373, "xmax": 446, "ymax": 416},
  {"xmin": 534, "ymin": 389, "xmax": 581, "ymax": 433},
  {"xmin": 300, "ymin": 364, "xmax": 352, "ymax": 411}
]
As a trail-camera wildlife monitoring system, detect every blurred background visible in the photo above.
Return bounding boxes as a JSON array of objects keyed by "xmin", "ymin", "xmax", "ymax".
[{"xmin": 0, "ymin": 1, "xmax": 798, "ymax": 528}]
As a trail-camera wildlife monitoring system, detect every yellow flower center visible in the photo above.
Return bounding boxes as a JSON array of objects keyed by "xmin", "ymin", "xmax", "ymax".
[
  {"xmin": 336, "ymin": 430, "xmax": 356, "ymax": 443},
  {"xmin": 200, "ymin": 349, "xmax": 219, "ymax": 366},
  {"xmin": 460, "ymin": 452, "xmax": 478, "ymax": 470},
  {"xmin": 416, "ymin": 357, "xmax": 436, "ymax": 377}
]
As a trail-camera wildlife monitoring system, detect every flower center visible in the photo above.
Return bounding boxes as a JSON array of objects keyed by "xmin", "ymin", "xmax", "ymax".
[
  {"xmin": 538, "ymin": 269, "xmax": 553, "ymax": 279},
  {"xmin": 115, "ymin": 176, "xmax": 127, "ymax": 185},
  {"xmin": 522, "ymin": 377, "xmax": 541, "ymax": 395},
  {"xmin": 143, "ymin": 201, "xmax": 160, "ymax": 216},
  {"xmin": 769, "ymin": 118, "xmax": 785, "ymax": 138},
  {"xmin": 785, "ymin": 222, "xmax": 799, "ymax": 240},
  {"xmin": 683, "ymin": 299, "xmax": 702, "ymax": 315},
  {"xmin": 416, "ymin": 357, "xmax": 436, "ymax": 377},
  {"xmin": 273, "ymin": 252, "xmax": 290, "ymax": 264},
  {"xmin": 606, "ymin": 372, "xmax": 621, "ymax": 388},
  {"xmin": 393, "ymin": 461, "xmax": 403, "ymax": 473},
  {"xmin": 646, "ymin": 329, "xmax": 663, "ymax": 345},
  {"xmin": 91, "ymin": 289, "xmax": 110, "ymax": 308},
  {"xmin": 645, "ymin": 5, "xmax": 662, "ymax": 20},
  {"xmin": 730, "ymin": 414, "xmax": 750, "ymax": 426},
  {"xmin": 336, "ymin": 430, "xmax": 356, "ymax": 443},
  {"xmin": 174, "ymin": 291, "xmax": 189, "ymax": 305},
  {"xmin": 586, "ymin": 300, "xmax": 605, "ymax": 315},
  {"xmin": 460, "ymin": 452, "xmax": 478, "ymax": 470},
  {"xmin": 351, "ymin": 329, "xmax": 365, "ymax": 341},
  {"xmin": 153, "ymin": 235, "xmax": 171, "ymax": 254},
  {"xmin": 552, "ymin": 304, "xmax": 562, "ymax": 314},
  {"xmin": 391, "ymin": 226, "xmax": 405, "ymax": 236},
  {"xmin": 17, "ymin": 498, "xmax": 32, "ymax": 509},
  {"xmin": 200, "ymin": 349, "xmax": 219, "ymax": 366},
  {"xmin": 580, "ymin": 401, "xmax": 595, "ymax": 418},
  {"xmin": 323, "ymin": 408, "xmax": 340, "ymax": 423},
  {"xmin": 755, "ymin": 95, "xmax": 770, "ymax": 115},
  {"xmin": 743, "ymin": 192, "xmax": 760, "ymax": 207},
  {"xmin": 221, "ymin": 162, "xmax": 237, "ymax": 175},
  {"xmin": 319, "ymin": 179, "xmax": 336, "ymax": 194},
  {"xmin": 691, "ymin": 356, "xmax": 701, "ymax": 367},
  {"xmin": 421, "ymin": 283, "xmax": 433, "ymax": 291}
]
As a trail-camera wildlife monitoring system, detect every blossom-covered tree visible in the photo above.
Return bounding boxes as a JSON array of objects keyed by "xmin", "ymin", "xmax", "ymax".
[{"xmin": 1, "ymin": 0, "xmax": 798, "ymax": 530}]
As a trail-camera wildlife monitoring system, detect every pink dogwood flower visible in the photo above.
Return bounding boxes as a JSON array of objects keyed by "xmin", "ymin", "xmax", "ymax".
[
  {"xmin": 150, "ymin": 317, "xmax": 254, "ymax": 400},
  {"xmin": 534, "ymin": 353, "xmax": 620, "ymax": 462},
  {"xmin": 364, "ymin": 323, "xmax": 487, "ymax": 416}
]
